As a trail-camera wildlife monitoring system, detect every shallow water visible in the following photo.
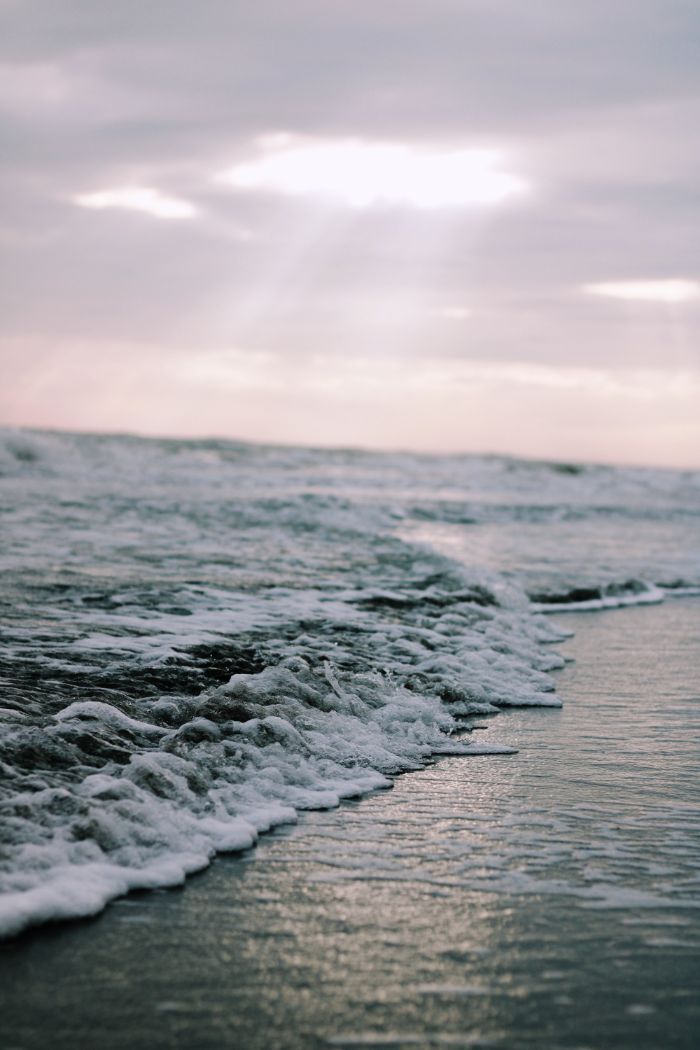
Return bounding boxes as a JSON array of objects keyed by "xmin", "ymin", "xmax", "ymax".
[{"xmin": 2, "ymin": 598, "xmax": 698, "ymax": 1049}]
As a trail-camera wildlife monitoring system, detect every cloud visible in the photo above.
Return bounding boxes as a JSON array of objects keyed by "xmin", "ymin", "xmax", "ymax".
[
  {"xmin": 73, "ymin": 185, "xmax": 197, "ymax": 219},
  {"xmin": 1, "ymin": 1, "xmax": 699, "ymax": 463},
  {"xmin": 219, "ymin": 137, "xmax": 528, "ymax": 210},
  {"xmin": 583, "ymin": 279, "xmax": 699, "ymax": 304}
]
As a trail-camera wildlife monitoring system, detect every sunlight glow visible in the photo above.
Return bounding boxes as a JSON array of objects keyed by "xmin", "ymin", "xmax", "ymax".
[
  {"xmin": 73, "ymin": 186, "xmax": 197, "ymax": 219},
  {"xmin": 584, "ymin": 279, "xmax": 700, "ymax": 304},
  {"xmin": 219, "ymin": 137, "xmax": 528, "ymax": 209}
]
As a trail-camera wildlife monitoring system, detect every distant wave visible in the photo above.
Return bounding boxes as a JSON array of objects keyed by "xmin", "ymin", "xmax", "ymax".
[{"xmin": 530, "ymin": 578, "xmax": 665, "ymax": 612}]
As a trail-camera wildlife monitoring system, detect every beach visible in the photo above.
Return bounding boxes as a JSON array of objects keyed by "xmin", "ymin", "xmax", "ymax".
[
  {"xmin": 3, "ymin": 2, "xmax": 700, "ymax": 1045},
  {"xmin": 1, "ymin": 431, "xmax": 699, "ymax": 1047},
  {"xmin": 2, "ymin": 597, "xmax": 699, "ymax": 1049}
]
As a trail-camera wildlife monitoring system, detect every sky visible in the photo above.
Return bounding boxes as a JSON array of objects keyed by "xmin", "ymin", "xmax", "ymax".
[{"xmin": 1, "ymin": 0, "xmax": 699, "ymax": 466}]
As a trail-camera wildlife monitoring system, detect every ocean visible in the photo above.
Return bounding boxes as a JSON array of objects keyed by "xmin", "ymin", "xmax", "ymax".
[{"xmin": 1, "ymin": 427, "xmax": 699, "ymax": 943}]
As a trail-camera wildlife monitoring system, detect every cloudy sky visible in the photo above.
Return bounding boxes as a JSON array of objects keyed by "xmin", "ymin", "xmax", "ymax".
[{"xmin": 2, "ymin": 0, "xmax": 699, "ymax": 465}]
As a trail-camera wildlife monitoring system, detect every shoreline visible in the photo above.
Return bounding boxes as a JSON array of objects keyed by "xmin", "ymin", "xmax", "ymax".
[
  {"xmin": 2, "ymin": 597, "xmax": 699, "ymax": 1048},
  {"xmin": 1, "ymin": 592, "xmax": 698, "ymax": 944}
]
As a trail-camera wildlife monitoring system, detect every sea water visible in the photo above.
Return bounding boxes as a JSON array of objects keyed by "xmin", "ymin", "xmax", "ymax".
[
  {"xmin": 1, "ymin": 428, "xmax": 699, "ymax": 940},
  {"xmin": 1, "ymin": 599, "xmax": 698, "ymax": 1048}
]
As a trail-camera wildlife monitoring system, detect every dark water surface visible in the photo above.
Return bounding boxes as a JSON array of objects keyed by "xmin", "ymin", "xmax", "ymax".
[{"xmin": 2, "ymin": 599, "xmax": 699, "ymax": 1050}]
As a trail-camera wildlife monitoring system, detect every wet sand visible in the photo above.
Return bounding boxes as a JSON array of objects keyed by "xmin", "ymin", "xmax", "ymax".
[{"xmin": 2, "ymin": 599, "xmax": 699, "ymax": 1049}]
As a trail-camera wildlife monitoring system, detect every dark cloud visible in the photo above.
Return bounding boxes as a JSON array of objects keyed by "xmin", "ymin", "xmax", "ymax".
[{"xmin": 3, "ymin": 1, "xmax": 699, "ymax": 124}]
